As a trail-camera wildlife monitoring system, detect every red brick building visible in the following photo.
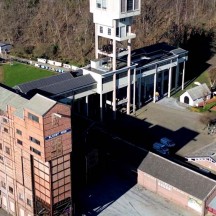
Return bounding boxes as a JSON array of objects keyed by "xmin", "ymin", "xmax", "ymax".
[
  {"xmin": 138, "ymin": 152, "xmax": 216, "ymax": 216},
  {"xmin": 0, "ymin": 86, "xmax": 72, "ymax": 215}
]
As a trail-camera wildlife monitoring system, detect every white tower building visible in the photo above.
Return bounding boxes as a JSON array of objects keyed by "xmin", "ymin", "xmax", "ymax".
[{"xmin": 90, "ymin": 0, "xmax": 141, "ymax": 118}]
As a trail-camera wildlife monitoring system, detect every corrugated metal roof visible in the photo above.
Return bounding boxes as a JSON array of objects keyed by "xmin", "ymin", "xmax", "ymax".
[
  {"xmin": 0, "ymin": 86, "xmax": 27, "ymax": 112},
  {"xmin": 15, "ymin": 72, "xmax": 74, "ymax": 94},
  {"xmin": 187, "ymin": 83, "xmax": 211, "ymax": 100},
  {"xmin": 24, "ymin": 94, "xmax": 56, "ymax": 116},
  {"xmin": 138, "ymin": 152, "xmax": 216, "ymax": 200},
  {"xmin": 39, "ymin": 74, "xmax": 96, "ymax": 95}
]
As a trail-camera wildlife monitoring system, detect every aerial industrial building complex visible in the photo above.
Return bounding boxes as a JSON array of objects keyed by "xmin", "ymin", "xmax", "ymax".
[{"xmin": 2, "ymin": 1, "xmax": 215, "ymax": 216}]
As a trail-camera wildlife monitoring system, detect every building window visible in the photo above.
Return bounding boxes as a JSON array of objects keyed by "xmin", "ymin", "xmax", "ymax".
[
  {"xmin": 17, "ymin": 139, "xmax": 23, "ymax": 145},
  {"xmin": 27, "ymin": 199, "xmax": 31, "ymax": 206},
  {"xmin": 30, "ymin": 147, "xmax": 41, "ymax": 156},
  {"xmin": 116, "ymin": 27, "xmax": 119, "ymax": 36},
  {"xmin": 121, "ymin": 0, "xmax": 139, "ymax": 12},
  {"xmin": 29, "ymin": 136, "xmax": 40, "ymax": 145},
  {"xmin": 0, "ymin": 143, "xmax": 2, "ymax": 150},
  {"xmin": 5, "ymin": 146, "xmax": 10, "ymax": 155},
  {"xmin": 100, "ymin": 26, "xmax": 103, "ymax": 33},
  {"xmin": 1, "ymin": 181, "xmax": 6, "ymax": 189},
  {"xmin": 96, "ymin": 0, "xmax": 101, "ymax": 8},
  {"xmin": 9, "ymin": 186, "xmax": 13, "ymax": 194},
  {"xmin": 28, "ymin": 113, "xmax": 39, "ymax": 123},
  {"xmin": 3, "ymin": 118, "xmax": 8, "ymax": 123},
  {"xmin": 0, "ymin": 155, "xmax": 3, "ymax": 163},
  {"xmin": 16, "ymin": 129, "xmax": 22, "ymax": 136},
  {"xmin": 108, "ymin": 28, "xmax": 111, "ymax": 35},
  {"xmin": 3, "ymin": 128, "xmax": 8, "ymax": 133},
  {"xmin": 134, "ymin": 0, "xmax": 139, "ymax": 10},
  {"xmin": 96, "ymin": 0, "xmax": 106, "ymax": 9},
  {"xmin": 19, "ymin": 193, "xmax": 24, "ymax": 201},
  {"xmin": 120, "ymin": 18, "xmax": 126, "ymax": 22}
]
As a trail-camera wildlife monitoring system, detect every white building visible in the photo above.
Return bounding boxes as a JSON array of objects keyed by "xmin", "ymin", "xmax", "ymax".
[{"xmin": 180, "ymin": 83, "xmax": 211, "ymax": 106}]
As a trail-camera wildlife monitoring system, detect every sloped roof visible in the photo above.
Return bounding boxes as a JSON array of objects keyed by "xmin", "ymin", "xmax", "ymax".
[
  {"xmin": 138, "ymin": 152, "xmax": 216, "ymax": 200},
  {"xmin": 0, "ymin": 86, "xmax": 57, "ymax": 118},
  {"xmin": 15, "ymin": 72, "xmax": 74, "ymax": 94},
  {"xmin": 186, "ymin": 141, "xmax": 216, "ymax": 161},
  {"xmin": 39, "ymin": 74, "xmax": 96, "ymax": 95},
  {"xmin": 24, "ymin": 94, "xmax": 56, "ymax": 116},
  {"xmin": 0, "ymin": 86, "xmax": 27, "ymax": 113},
  {"xmin": 186, "ymin": 83, "xmax": 211, "ymax": 101}
]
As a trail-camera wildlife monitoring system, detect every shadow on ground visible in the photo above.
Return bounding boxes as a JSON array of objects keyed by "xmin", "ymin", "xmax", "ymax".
[{"xmin": 72, "ymin": 110, "xmax": 207, "ymax": 215}]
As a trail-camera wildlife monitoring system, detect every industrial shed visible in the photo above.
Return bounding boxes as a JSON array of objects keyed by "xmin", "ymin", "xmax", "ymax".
[
  {"xmin": 138, "ymin": 153, "xmax": 216, "ymax": 216},
  {"xmin": 180, "ymin": 83, "xmax": 211, "ymax": 106}
]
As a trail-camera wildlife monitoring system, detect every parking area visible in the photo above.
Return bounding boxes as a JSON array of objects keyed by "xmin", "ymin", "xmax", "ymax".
[
  {"xmin": 79, "ymin": 168, "xmax": 197, "ymax": 216},
  {"xmin": 134, "ymin": 98, "xmax": 216, "ymax": 157}
]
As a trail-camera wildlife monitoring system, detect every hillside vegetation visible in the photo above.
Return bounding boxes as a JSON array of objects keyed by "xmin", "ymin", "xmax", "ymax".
[{"xmin": 0, "ymin": 0, "xmax": 216, "ymax": 66}]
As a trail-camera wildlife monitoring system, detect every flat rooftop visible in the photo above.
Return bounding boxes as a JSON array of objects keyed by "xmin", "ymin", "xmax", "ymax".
[{"xmin": 86, "ymin": 42, "xmax": 187, "ymax": 75}]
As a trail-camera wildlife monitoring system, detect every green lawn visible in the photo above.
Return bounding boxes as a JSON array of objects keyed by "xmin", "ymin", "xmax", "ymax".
[
  {"xmin": 173, "ymin": 70, "xmax": 210, "ymax": 98},
  {"xmin": 2, "ymin": 63, "xmax": 56, "ymax": 87}
]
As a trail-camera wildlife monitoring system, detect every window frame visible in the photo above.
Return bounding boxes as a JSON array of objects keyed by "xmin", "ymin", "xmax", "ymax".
[
  {"xmin": 16, "ymin": 129, "xmax": 22, "ymax": 136},
  {"xmin": 29, "ymin": 136, "xmax": 40, "ymax": 145},
  {"xmin": 17, "ymin": 139, "xmax": 23, "ymax": 145},
  {"xmin": 28, "ymin": 113, "xmax": 39, "ymax": 123},
  {"xmin": 5, "ymin": 146, "xmax": 10, "ymax": 155},
  {"xmin": 9, "ymin": 186, "xmax": 13, "ymax": 194}
]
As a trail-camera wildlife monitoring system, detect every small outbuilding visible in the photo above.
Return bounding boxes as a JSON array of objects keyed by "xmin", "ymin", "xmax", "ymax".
[
  {"xmin": 0, "ymin": 42, "xmax": 12, "ymax": 54},
  {"xmin": 138, "ymin": 152, "xmax": 216, "ymax": 216},
  {"xmin": 180, "ymin": 83, "xmax": 211, "ymax": 106}
]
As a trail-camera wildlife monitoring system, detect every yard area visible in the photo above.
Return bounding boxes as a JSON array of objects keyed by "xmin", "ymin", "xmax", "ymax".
[
  {"xmin": 0, "ymin": 62, "xmax": 56, "ymax": 87},
  {"xmin": 173, "ymin": 69, "xmax": 210, "ymax": 98}
]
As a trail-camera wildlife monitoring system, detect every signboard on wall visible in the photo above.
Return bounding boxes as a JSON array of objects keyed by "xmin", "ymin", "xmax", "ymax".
[{"xmin": 45, "ymin": 128, "xmax": 71, "ymax": 141}]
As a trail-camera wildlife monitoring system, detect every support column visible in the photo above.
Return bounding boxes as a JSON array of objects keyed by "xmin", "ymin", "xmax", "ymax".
[
  {"xmin": 85, "ymin": 96, "xmax": 89, "ymax": 117},
  {"xmin": 161, "ymin": 71, "xmax": 164, "ymax": 97},
  {"xmin": 127, "ymin": 26, "xmax": 132, "ymax": 115},
  {"xmin": 168, "ymin": 66, "xmax": 172, "ymax": 98},
  {"xmin": 138, "ymin": 71, "xmax": 141, "ymax": 108},
  {"xmin": 100, "ymin": 93, "xmax": 103, "ymax": 122},
  {"xmin": 143, "ymin": 77, "xmax": 146, "ymax": 99},
  {"xmin": 175, "ymin": 59, "xmax": 179, "ymax": 89},
  {"xmin": 133, "ymin": 68, "xmax": 136, "ymax": 114},
  {"xmin": 153, "ymin": 66, "xmax": 157, "ymax": 103},
  {"xmin": 182, "ymin": 61, "xmax": 186, "ymax": 90},
  {"xmin": 95, "ymin": 24, "xmax": 99, "ymax": 59},
  {"xmin": 112, "ymin": 20, "xmax": 117, "ymax": 119}
]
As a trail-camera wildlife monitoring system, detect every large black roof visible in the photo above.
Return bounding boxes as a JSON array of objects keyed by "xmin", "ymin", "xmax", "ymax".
[
  {"xmin": 118, "ymin": 42, "xmax": 186, "ymax": 67},
  {"xmin": 39, "ymin": 74, "xmax": 96, "ymax": 95},
  {"xmin": 15, "ymin": 72, "xmax": 74, "ymax": 94}
]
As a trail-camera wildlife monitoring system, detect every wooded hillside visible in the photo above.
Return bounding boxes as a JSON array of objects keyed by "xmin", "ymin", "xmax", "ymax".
[{"xmin": 0, "ymin": 0, "xmax": 216, "ymax": 66}]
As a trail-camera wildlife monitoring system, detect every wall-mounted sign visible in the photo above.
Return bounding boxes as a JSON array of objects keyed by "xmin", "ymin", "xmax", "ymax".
[{"xmin": 45, "ymin": 128, "xmax": 71, "ymax": 141}]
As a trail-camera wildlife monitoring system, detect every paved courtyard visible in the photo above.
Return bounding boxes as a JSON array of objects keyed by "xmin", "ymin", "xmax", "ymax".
[
  {"xmin": 79, "ymin": 168, "xmax": 197, "ymax": 216},
  {"xmin": 135, "ymin": 97, "xmax": 216, "ymax": 157}
]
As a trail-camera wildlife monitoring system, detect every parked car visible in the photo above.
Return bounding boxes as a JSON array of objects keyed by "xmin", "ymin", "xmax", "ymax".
[
  {"xmin": 153, "ymin": 142, "xmax": 169, "ymax": 155},
  {"xmin": 155, "ymin": 148, "xmax": 169, "ymax": 155},
  {"xmin": 153, "ymin": 142, "xmax": 166, "ymax": 150},
  {"xmin": 160, "ymin": 137, "xmax": 175, "ymax": 147}
]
